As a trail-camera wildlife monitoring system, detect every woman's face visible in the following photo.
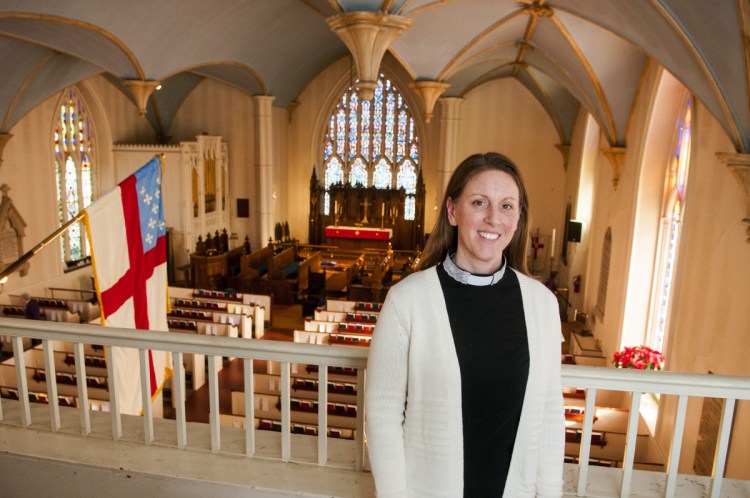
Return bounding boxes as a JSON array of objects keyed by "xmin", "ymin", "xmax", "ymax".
[{"xmin": 446, "ymin": 169, "xmax": 521, "ymax": 274}]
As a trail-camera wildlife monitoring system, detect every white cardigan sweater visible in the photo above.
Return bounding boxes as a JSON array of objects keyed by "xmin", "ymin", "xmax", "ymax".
[{"xmin": 365, "ymin": 267, "xmax": 564, "ymax": 497}]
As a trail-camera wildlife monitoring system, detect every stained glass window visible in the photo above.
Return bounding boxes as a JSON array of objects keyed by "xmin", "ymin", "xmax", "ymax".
[
  {"xmin": 648, "ymin": 99, "xmax": 691, "ymax": 354},
  {"xmin": 373, "ymin": 158, "xmax": 392, "ymax": 189},
  {"xmin": 54, "ymin": 88, "xmax": 94, "ymax": 263},
  {"xmin": 322, "ymin": 72, "xmax": 420, "ymax": 217},
  {"xmin": 397, "ymin": 159, "xmax": 417, "ymax": 220},
  {"xmin": 349, "ymin": 157, "xmax": 367, "ymax": 186}
]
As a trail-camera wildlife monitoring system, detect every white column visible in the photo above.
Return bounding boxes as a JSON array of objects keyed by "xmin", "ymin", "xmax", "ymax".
[
  {"xmin": 436, "ymin": 97, "xmax": 464, "ymax": 200},
  {"xmin": 253, "ymin": 96, "xmax": 276, "ymax": 245}
]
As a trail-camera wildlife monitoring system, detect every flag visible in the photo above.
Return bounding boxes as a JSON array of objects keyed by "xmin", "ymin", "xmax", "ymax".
[{"xmin": 85, "ymin": 157, "xmax": 171, "ymax": 416}]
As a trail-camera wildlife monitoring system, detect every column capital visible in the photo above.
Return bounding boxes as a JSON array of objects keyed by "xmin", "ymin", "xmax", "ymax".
[
  {"xmin": 410, "ymin": 81, "xmax": 450, "ymax": 124},
  {"xmin": 716, "ymin": 152, "xmax": 750, "ymax": 242},
  {"xmin": 123, "ymin": 80, "xmax": 161, "ymax": 116},
  {"xmin": 327, "ymin": 11, "xmax": 412, "ymax": 100},
  {"xmin": 0, "ymin": 132, "xmax": 13, "ymax": 167}
]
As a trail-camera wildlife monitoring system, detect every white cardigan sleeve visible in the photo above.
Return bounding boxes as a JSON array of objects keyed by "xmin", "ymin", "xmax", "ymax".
[
  {"xmin": 536, "ymin": 290, "xmax": 566, "ymax": 497},
  {"xmin": 365, "ymin": 290, "xmax": 411, "ymax": 497}
]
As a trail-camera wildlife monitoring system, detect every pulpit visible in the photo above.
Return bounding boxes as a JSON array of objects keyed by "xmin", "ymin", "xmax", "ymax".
[
  {"xmin": 325, "ymin": 226, "xmax": 392, "ymax": 250},
  {"xmin": 190, "ymin": 253, "xmax": 228, "ymax": 290}
]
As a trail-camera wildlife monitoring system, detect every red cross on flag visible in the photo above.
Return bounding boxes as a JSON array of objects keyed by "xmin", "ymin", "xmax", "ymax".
[{"xmin": 85, "ymin": 157, "xmax": 171, "ymax": 416}]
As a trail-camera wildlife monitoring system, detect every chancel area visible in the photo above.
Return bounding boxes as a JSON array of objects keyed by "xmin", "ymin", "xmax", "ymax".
[{"xmin": 0, "ymin": 1, "xmax": 749, "ymax": 497}]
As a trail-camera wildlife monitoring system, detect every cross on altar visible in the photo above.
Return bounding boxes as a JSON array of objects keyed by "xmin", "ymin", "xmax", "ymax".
[
  {"xmin": 531, "ymin": 236, "xmax": 545, "ymax": 259},
  {"xmin": 361, "ymin": 197, "xmax": 370, "ymax": 223}
]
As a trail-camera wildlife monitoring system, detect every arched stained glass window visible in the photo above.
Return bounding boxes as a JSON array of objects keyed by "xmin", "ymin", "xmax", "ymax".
[
  {"xmin": 323, "ymin": 156, "xmax": 344, "ymax": 215},
  {"xmin": 54, "ymin": 88, "xmax": 94, "ymax": 264},
  {"xmin": 373, "ymin": 158, "xmax": 392, "ymax": 189},
  {"xmin": 397, "ymin": 159, "xmax": 417, "ymax": 220},
  {"xmin": 349, "ymin": 157, "xmax": 367, "ymax": 186},
  {"xmin": 648, "ymin": 98, "xmax": 692, "ymax": 353},
  {"xmin": 322, "ymin": 72, "xmax": 420, "ymax": 215}
]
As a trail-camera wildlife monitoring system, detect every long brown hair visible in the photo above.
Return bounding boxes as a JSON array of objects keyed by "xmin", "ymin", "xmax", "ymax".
[{"xmin": 418, "ymin": 152, "xmax": 530, "ymax": 274}]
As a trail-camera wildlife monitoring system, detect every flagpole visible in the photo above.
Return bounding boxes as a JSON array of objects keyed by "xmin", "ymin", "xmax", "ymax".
[{"xmin": 0, "ymin": 212, "xmax": 85, "ymax": 281}]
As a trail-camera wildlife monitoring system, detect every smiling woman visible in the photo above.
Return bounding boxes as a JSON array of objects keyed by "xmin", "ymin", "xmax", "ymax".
[{"xmin": 366, "ymin": 152, "xmax": 564, "ymax": 497}]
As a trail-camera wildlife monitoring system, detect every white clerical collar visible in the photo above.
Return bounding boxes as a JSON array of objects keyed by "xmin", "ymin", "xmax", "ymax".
[{"xmin": 442, "ymin": 252, "xmax": 506, "ymax": 286}]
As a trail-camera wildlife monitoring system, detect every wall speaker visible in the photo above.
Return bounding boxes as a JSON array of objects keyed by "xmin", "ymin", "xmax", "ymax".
[
  {"xmin": 237, "ymin": 198, "xmax": 249, "ymax": 218},
  {"xmin": 567, "ymin": 221, "xmax": 583, "ymax": 242}
]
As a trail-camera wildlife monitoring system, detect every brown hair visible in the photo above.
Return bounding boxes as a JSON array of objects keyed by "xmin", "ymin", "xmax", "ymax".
[{"xmin": 418, "ymin": 152, "xmax": 530, "ymax": 274}]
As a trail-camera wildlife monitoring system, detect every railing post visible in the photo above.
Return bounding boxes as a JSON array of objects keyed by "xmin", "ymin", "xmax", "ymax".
[
  {"xmin": 105, "ymin": 345, "xmax": 121, "ymax": 440},
  {"xmin": 280, "ymin": 361, "xmax": 291, "ymax": 462},
  {"xmin": 42, "ymin": 340, "xmax": 61, "ymax": 431},
  {"xmin": 172, "ymin": 351, "xmax": 187, "ymax": 449},
  {"xmin": 576, "ymin": 387, "xmax": 597, "ymax": 496},
  {"xmin": 244, "ymin": 356, "xmax": 255, "ymax": 457},
  {"xmin": 12, "ymin": 335, "xmax": 30, "ymax": 427},
  {"xmin": 709, "ymin": 398, "xmax": 736, "ymax": 498},
  {"xmin": 139, "ymin": 348, "xmax": 154, "ymax": 443},
  {"xmin": 73, "ymin": 342, "xmax": 90, "ymax": 434},
  {"xmin": 356, "ymin": 367, "xmax": 365, "ymax": 471},
  {"xmin": 620, "ymin": 391, "xmax": 642, "ymax": 497},
  {"xmin": 208, "ymin": 354, "xmax": 221, "ymax": 453},
  {"xmin": 318, "ymin": 364, "xmax": 328, "ymax": 466},
  {"xmin": 664, "ymin": 395, "xmax": 689, "ymax": 497}
]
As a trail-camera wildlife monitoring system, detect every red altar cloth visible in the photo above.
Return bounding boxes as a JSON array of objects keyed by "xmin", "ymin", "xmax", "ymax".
[{"xmin": 325, "ymin": 226, "xmax": 392, "ymax": 241}]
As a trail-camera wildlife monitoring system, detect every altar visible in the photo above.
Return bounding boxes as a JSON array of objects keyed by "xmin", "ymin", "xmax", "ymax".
[{"xmin": 325, "ymin": 225, "xmax": 392, "ymax": 250}]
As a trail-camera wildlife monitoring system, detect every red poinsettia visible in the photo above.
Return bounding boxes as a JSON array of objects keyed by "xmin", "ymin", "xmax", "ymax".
[{"xmin": 613, "ymin": 345, "xmax": 664, "ymax": 370}]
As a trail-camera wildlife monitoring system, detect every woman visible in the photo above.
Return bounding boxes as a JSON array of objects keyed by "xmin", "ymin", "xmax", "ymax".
[{"xmin": 365, "ymin": 152, "xmax": 564, "ymax": 497}]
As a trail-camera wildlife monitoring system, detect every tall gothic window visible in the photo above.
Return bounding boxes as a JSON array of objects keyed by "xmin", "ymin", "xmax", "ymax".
[
  {"xmin": 54, "ymin": 88, "xmax": 94, "ymax": 264},
  {"xmin": 322, "ymin": 72, "xmax": 420, "ymax": 219},
  {"xmin": 647, "ymin": 99, "xmax": 692, "ymax": 353}
]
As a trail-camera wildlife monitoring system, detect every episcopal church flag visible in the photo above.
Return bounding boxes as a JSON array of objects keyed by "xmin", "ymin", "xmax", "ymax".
[{"xmin": 84, "ymin": 157, "xmax": 171, "ymax": 416}]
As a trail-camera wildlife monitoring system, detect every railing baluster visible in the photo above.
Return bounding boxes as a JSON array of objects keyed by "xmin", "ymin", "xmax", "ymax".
[
  {"xmin": 709, "ymin": 397, "xmax": 736, "ymax": 498},
  {"xmin": 105, "ymin": 345, "xmax": 121, "ymax": 440},
  {"xmin": 139, "ymin": 348, "xmax": 153, "ymax": 443},
  {"xmin": 12, "ymin": 335, "xmax": 30, "ymax": 426},
  {"xmin": 318, "ymin": 364, "xmax": 328, "ymax": 466},
  {"xmin": 576, "ymin": 387, "xmax": 597, "ymax": 496},
  {"xmin": 73, "ymin": 342, "xmax": 90, "ymax": 434},
  {"xmin": 172, "ymin": 351, "xmax": 187, "ymax": 449},
  {"xmin": 208, "ymin": 354, "xmax": 221, "ymax": 453},
  {"xmin": 664, "ymin": 394, "xmax": 688, "ymax": 497},
  {"xmin": 42, "ymin": 340, "xmax": 60, "ymax": 431},
  {"xmin": 243, "ymin": 356, "xmax": 255, "ymax": 457},
  {"xmin": 280, "ymin": 361, "xmax": 291, "ymax": 462},
  {"xmin": 620, "ymin": 391, "xmax": 642, "ymax": 497},
  {"xmin": 355, "ymin": 367, "xmax": 365, "ymax": 471}
]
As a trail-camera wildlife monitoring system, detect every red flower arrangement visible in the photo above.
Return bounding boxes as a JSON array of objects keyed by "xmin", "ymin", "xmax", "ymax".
[{"xmin": 613, "ymin": 345, "xmax": 664, "ymax": 370}]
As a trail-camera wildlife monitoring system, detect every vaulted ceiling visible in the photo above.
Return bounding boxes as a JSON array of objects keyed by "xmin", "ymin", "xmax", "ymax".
[{"xmin": 0, "ymin": 0, "xmax": 748, "ymax": 151}]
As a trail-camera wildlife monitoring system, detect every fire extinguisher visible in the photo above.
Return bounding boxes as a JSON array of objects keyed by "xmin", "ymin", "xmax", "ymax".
[{"xmin": 573, "ymin": 275, "xmax": 581, "ymax": 293}]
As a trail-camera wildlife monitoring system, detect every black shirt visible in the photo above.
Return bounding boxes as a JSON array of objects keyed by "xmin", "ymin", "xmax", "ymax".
[{"xmin": 437, "ymin": 263, "xmax": 529, "ymax": 497}]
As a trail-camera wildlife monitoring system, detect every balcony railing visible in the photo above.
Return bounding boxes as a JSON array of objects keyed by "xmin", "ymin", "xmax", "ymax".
[{"xmin": 0, "ymin": 317, "xmax": 748, "ymax": 497}]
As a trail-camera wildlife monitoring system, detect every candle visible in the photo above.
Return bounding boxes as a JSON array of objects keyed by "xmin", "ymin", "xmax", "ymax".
[
  {"xmin": 334, "ymin": 200, "xmax": 338, "ymax": 215},
  {"xmin": 550, "ymin": 229, "xmax": 556, "ymax": 258},
  {"xmin": 381, "ymin": 202, "xmax": 385, "ymax": 217}
]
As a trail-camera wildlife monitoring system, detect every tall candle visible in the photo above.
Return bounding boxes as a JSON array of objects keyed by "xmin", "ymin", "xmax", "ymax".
[
  {"xmin": 550, "ymin": 229, "xmax": 556, "ymax": 258},
  {"xmin": 381, "ymin": 202, "xmax": 385, "ymax": 217}
]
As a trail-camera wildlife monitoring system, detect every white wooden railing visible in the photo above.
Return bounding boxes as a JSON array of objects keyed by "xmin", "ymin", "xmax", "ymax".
[{"xmin": 1, "ymin": 317, "xmax": 749, "ymax": 498}]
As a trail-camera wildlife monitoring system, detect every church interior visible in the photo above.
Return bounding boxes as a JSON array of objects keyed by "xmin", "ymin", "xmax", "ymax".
[{"xmin": 0, "ymin": 1, "xmax": 749, "ymax": 495}]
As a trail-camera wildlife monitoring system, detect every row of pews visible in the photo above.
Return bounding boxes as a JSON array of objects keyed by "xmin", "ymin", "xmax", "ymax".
[
  {"xmin": 219, "ymin": 298, "xmax": 383, "ymax": 439},
  {"xmin": 191, "ymin": 240, "xmax": 421, "ymax": 307},
  {"xmin": 1, "ymin": 293, "xmax": 100, "ymax": 324},
  {"xmin": 0, "ymin": 286, "xmax": 274, "ymax": 415},
  {"xmin": 294, "ymin": 299, "xmax": 381, "ymax": 347}
]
